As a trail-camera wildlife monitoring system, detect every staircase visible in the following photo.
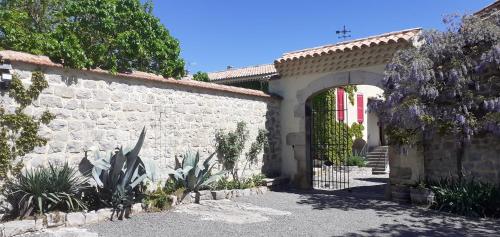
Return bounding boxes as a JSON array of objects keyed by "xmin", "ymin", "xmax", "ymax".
[{"xmin": 366, "ymin": 146, "xmax": 389, "ymax": 174}]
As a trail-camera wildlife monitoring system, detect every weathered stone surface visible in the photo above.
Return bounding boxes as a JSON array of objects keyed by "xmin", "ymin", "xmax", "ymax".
[
  {"xmin": 169, "ymin": 195, "xmax": 178, "ymax": 206},
  {"xmin": 23, "ymin": 227, "xmax": 98, "ymax": 237},
  {"xmin": 84, "ymin": 211, "xmax": 99, "ymax": 225},
  {"xmin": 45, "ymin": 212, "xmax": 66, "ymax": 227},
  {"xmin": 66, "ymin": 212, "xmax": 85, "ymax": 227},
  {"xmin": 131, "ymin": 203, "xmax": 143, "ymax": 214},
  {"xmin": 2, "ymin": 65, "xmax": 281, "ymax": 186},
  {"xmin": 211, "ymin": 191, "xmax": 226, "ymax": 200},
  {"xmin": 96, "ymin": 208, "xmax": 113, "ymax": 222},
  {"xmin": 2, "ymin": 220, "xmax": 37, "ymax": 237}
]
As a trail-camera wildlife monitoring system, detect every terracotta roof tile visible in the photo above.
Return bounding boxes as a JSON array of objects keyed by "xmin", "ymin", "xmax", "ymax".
[
  {"xmin": 208, "ymin": 64, "xmax": 277, "ymax": 81},
  {"xmin": 0, "ymin": 50, "xmax": 280, "ymax": 100},
  {"xmin": 275, "ymin": 28, "xmax": 421, "ymax": 63}
]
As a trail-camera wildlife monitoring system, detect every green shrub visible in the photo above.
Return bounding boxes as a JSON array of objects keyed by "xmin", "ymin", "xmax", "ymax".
[
  {"xmin": 144, "ymin": 186, "xmax": 173, "ymax": 212},
  {"xmin": 429, "ymin": 178, "xmax": 500, "ymax": 218},
  {"xmin": 163, "ymin": 178, "xmax": 184, "ymax": 195},
  {"xmin": 346, "ymin": 156, "xmax": 367, "ymax": 167},
  {"xmin": 212, "ymin": 174, "xmax": 267, "ymax": 190},
  {"xmin": 3, "ymin": 163, "xmax": 88, "ymax": 217},
  {"xmin": 215, "ymin": 122, "xmax": 268, "ymax": 181}
]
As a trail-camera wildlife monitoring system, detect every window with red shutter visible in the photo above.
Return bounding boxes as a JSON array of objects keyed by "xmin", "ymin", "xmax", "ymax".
[
  {"xmin": 357, "ymin": 93, "xmax": 364, "ymax": 123},
  {"xmin": 337, "ymin": 88, "xmax": 345, "ymax": 121}
]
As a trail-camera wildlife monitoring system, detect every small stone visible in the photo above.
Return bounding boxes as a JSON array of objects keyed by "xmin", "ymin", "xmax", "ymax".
[
  {"xmin": 54, "ymin": 87, "xmax": 74, "ymax": 98},
  {"xmin": 211, "ymin": 191, "xmax": 226, "ymax": 200},
  {"xmin": 45, "ymin": 211, "xmax": 66, "ymax": 227},
  {"xmin": 97, "ymin": 208, "xmax": 113, "ymax": 222},
  {"xmin": 2, "ymin": 220, "xmax": 37, "ymax": 237},
  {"xmin": 85, "ymin": 211, "xmax": 99, "ymax": 225},
  {"xmin": 243, "ymin": 189, "xmax": 252, "ymax": 196},
  {"xmin": 131, "ymin": 203, "xmax": 143, "ymax": 214},
  {"xmin": 66, "ymin": 212, "xmax": 85, "ymax": 227},
  {"xmin": 169, "ymin": 195, "xmax": 178, "ymax": 206},
  {"xmin": 33, "ymin": 227, "xmax": 98, "ymax": 237}
]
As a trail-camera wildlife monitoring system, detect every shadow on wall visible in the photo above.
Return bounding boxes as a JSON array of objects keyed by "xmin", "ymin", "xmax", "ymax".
[
  {"xmin": 279, "ymin": 183, "xmax": 500, "ymax": 237},
  {"xmin": 261, "ymin": 101, "xmax": 281, "ymax": 178}
]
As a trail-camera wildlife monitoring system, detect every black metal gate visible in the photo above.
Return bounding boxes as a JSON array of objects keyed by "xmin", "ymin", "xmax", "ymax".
[{"xmin": 309, "ymin": 89, "xmax": 350, "ymax": 190}]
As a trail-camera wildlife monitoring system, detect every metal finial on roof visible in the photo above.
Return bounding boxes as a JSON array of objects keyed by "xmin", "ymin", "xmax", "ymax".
[{"xmin": 336, "ymin": 25, "xmax": 351, "ymax": 40}]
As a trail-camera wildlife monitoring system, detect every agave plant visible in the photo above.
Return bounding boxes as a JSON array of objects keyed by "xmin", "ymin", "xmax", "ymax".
[
  {"xmin": 168, "ymin": 151, "xmax": 225, "ymax": 203},
  {"xmin": 88, "ymin": 127, "xmax": 148, "ymax": 218},
  {"xmin": 3, "ymin": 163, "xmax": 88, "ymax": 218}
]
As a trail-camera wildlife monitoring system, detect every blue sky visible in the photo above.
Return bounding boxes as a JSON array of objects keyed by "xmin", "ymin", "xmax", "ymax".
[{"xmin": 151, "ymin": 0, "xmax": 494, "ymax": 73}]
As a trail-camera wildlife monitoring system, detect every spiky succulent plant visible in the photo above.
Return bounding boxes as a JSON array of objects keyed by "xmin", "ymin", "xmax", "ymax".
[
  {"xmin": 88, "ymin": 127, "xmax": 148, "ymax": 215},
  {"xmin": 168, "ymin": 151, "xmax": 225, "ymax": 202}
]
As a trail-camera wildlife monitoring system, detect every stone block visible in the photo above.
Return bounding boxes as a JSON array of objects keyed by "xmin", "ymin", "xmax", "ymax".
[
  {"xmin": 241, "ymin": 189, "xmax": 251, "ymax": 196},
  {"xmin": 211, "ymin": 191, "xmax": 226, "ymax": 200},
  {"xmin": 54, "ymin": 87, "xmax": 74, "ymax": 98},
  {"xmin": 28, "ymin": 227, "xmax": 98, "ymax": 237},
  {"xmin": 40, "ymin": 95, "xmax": 63, "ymax": 108},
  {"xmin": 131, "ymin": 203, "xmax": 143, "ymax": 214},
  {"xmin": 84, "ymin": 211, "xmax": 99, "ymax": 225},
  {"xmin": 286, "ymin": 132, "xmax": 305, "ymax": 146},
  {"xmin": 169, "ymin": 195, "xmax": 178, "ymax": 206},
  {"xmin": 66, "ymin": 212, "xmax": 85, "ymax": 227},
  {"xmin": 2, "ymin": 220, "xmax": 37, "ymax": 237},
  {"xmin": 45, "ymin": 211, "xmax": 66, "ymax": 227},
  {"xmin": 96, "ymin": 208, "xmax": 113, "ymax": 222}
]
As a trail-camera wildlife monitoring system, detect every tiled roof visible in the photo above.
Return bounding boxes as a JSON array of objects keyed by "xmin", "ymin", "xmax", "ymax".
[
  {"xmin": 275, "ymin": 28, "xmax": 421, "ymax": 63},
  {"xmin": 474, "ymin": 0, "xmax": 500, "ymax": 18},
  {"xmin": 208, "ymin": 64, "xmax": 277, "ymax": 81},
  {"xmin": 0, "ymin": 50, "xmax": 279, "ymax": 99}
]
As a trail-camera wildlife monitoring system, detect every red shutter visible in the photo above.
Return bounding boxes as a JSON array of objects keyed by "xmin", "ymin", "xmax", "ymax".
[
  {"xmin": 357, "ymin": 93, "xmax": 364, "ymax": 123},
  {"xmin": 337, "ymin": 88, "xmax": 345, "ymax": 121}
]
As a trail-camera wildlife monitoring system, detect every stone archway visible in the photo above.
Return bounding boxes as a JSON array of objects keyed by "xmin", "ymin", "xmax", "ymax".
[{"xmin": 275, "ymin": 70, "xmax": 385, "ymax": 188}]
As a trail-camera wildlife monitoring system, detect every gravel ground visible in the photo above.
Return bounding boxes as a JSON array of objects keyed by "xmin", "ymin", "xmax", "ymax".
[{"xmin": 87, "ymin": 174, "xmax": 500, "ymax": 237}]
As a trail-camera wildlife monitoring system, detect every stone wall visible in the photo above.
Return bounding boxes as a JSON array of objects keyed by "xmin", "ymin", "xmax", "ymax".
[
  {"xmin": 389, "ymin": 135, "xmax": 500, "ymax": 187},
  {"xmin": 0, "ymin": 51, "xmax": 281, "ymax": 182},
  {"xmin": 424, "ymin": 135, "xmax": 500, "ymax": 185}
]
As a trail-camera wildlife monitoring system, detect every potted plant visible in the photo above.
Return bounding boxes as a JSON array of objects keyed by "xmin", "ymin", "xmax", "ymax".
[{"xmin": 410, "ymin": 180, "xmax": 435, "ymax": 206}]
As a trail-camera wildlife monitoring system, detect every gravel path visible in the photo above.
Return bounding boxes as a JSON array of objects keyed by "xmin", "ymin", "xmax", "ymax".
[{"xmin": 87, "ymin": 174, "xmax": 500, "ymax": 237}]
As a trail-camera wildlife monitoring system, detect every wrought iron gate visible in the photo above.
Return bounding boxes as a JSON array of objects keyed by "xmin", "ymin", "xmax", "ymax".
[{"xmin": 309, "ymin": 89, "xmax": 350, "ymax": 190}]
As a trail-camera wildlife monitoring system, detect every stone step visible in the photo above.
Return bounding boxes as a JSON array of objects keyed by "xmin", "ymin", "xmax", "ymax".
[
  {"xmin": 366, "ymin": 160, "xmax": 386, "ymax": 165},
  {"xmin": 372, "ymin": 170, "xmax": 389, "ymax": 175},
  {"xmin": 367, "ymin": 151, "xmax": 387, "ymax": 155}
]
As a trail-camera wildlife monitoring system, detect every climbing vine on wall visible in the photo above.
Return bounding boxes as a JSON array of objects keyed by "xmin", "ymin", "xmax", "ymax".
[
  {"xmin": 311, "ymin": 86, "xmax": 364, "ymax": 164},
  {"xmin": 0, "ymin": 71, "xmax": 54, "ymax": 177}
]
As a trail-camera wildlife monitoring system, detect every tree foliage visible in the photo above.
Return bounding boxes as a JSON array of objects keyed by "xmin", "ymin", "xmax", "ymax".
[
  {"xmin": 0, "ymin": 0, "xmax": 185, "ymax": 78},
  {"xmin": 192, "ymin": 71, "xmax": 210, "ymax": 82},
  {"xmin": 0, "ymin": 71, "xmax": 54, "ymax": 177},
  {"xmin": 370, "ymin": 13, "xmax": 500, "ymax": 177}
]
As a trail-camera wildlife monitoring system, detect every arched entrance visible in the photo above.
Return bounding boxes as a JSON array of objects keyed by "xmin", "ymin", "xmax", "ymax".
[
  {"xmin": 305, "ymin": 82, "xmax": 385, "ymax": 190},
  {"xmin": 268, "ymin": 29, "xmax": 419, "ymax": 188}
]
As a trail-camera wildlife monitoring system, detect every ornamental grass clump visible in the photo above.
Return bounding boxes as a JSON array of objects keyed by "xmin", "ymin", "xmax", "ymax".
[
  {"xmin": 429, "ymin": 177, "xmax": 500, "ymax": 218},
  {"xmin": 3, "ymin": 163, "xmax": 88, "ymax": 218}
]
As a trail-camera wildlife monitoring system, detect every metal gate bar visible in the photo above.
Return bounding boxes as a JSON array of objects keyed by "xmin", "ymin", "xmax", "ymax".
[{"xmin": 310, "ymin": 89, "xmax": 350, "ymax": 190}]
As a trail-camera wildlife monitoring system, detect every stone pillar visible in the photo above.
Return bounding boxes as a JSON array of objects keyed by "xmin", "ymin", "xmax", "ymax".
[{"xmin": 286, "ymin": 132, "xmax": 311, "ymax": 189}]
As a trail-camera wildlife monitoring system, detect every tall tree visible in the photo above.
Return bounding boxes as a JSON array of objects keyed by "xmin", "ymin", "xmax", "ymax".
[{"xmin": 0, "ymin": 0, "xmax": 185, "ymax": 78}]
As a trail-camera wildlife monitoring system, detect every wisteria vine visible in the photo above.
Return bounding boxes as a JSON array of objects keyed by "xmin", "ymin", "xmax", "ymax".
[{"xmin": 369, "ymin": 13, "xmax": 500, "ymax": 152}]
